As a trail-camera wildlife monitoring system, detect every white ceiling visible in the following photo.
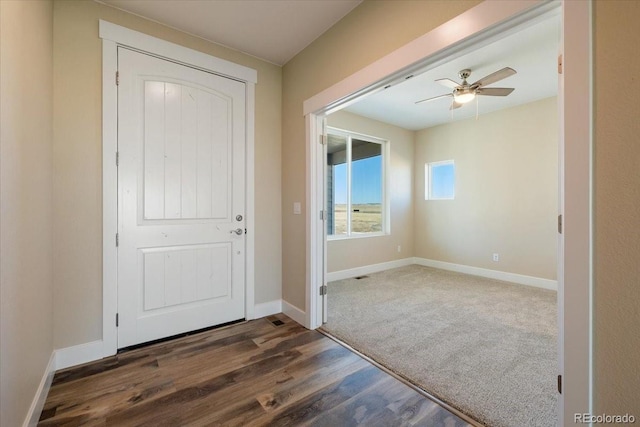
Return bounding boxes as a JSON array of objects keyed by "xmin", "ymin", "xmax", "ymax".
[
  {"xmin": 343, "ymin": 13, "xmax": 561, "ymax": 131},
  {"xmin": 99, "ymin": 0, "xmax": 558, "ymax": 131},
  {"xmin": 99, "ymin": 0, "xmax": 362, "ymax": 66}
]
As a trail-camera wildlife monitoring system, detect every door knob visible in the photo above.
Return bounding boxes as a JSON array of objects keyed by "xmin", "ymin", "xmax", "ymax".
[{"xmin": 230, "ymin": 228, "xmax": 243, "ymax": 235}]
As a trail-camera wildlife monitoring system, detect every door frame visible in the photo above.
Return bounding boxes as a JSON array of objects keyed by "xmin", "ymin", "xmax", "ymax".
[
  {"xmin": 303, "ymin": 1, "xmax": 592, "ymax": 425},
  {"xmin": 100, "ymin": 21, "xmax": 257, "ymax": 357}
]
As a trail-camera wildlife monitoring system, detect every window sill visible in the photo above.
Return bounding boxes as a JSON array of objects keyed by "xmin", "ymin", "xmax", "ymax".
[{"xmin": 327, "ymin": 232, "xmax": 388, "ymax": 241}]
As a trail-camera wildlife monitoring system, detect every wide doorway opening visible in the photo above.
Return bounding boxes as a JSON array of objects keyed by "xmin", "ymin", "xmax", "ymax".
[
  {"xmin": 304, "ymin": 2, "xmax": 592, "ymax": 426},
  {"xmin": 322, "ymin": 12, "xmax": 559, "ymax": 426}
]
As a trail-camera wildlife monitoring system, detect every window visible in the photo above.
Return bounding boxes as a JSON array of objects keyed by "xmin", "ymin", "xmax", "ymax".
[
  {"xmin": 326, "ymin": 128, "xmax": 387, "ymax": 238},
  {"xmin": 426, "ymin": 160, "xmax": 455, "ymax": 200}
]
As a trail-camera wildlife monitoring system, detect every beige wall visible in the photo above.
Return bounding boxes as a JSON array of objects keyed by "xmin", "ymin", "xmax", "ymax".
[
  {"xmin": 282, "ymin": 0, "xmax": 481, "ymax": 309},
  {"xmin": 593, "ymin": 0, "xmax": 640, "ymax": 414},
  {"xmin": 0, "ymin": 1, "xmax": 54, "ymax": 425},
  {"xmin": 326, "ymin": 110, "xmax": 414, "ymax": 272},
  {"xmin": 52, "ymin": 0, "xmax": 282, "ymax": 348},
  {"xmin": 414, "ymin": 97, "xmax": 558, "ymax": 280}
]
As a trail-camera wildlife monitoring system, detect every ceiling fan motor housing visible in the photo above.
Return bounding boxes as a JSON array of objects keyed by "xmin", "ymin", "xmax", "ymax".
[
  {"xmin": 454, "ymin": 87, "xmax": 475, "ymax": 97},
  {"xmin": 458, "ymin": 69, "xmax": 472, "ymax": 80},
  {"xmin": 454, "ymin": 69, "xmax": 475, "ymax": 104}
]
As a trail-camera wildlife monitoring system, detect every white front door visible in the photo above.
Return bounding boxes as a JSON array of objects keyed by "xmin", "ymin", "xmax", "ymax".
[{"xmin": 117, "ymin": 47, "xmax": 246, "ymax": 348}]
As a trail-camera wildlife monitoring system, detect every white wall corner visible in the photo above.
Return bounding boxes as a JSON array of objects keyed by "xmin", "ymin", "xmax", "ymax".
[
  {"xmin": 413, "ymin": 257, "xmax": 558, "ymax": 291},
  {"xmin": 23, "ymin": 351, "xmax": 56, "ymax": 427},
  {"xmin": 253, "ymin": 300, "xmax": 282, "ymax": 319},
  {"xmin": 282, "ymin": 300, "xmax": 307, "ymax": 327},
  {"xmin": 326, "ymin": 257, "xmax": 415, "ymax": 282},
  {"xmin": 55, "ymin": 340, "xmax": 104, "ymax": 371}
]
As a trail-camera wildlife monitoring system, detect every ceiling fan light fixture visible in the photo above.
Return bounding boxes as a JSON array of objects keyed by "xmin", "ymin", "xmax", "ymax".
[
  {"xmin": 453, "ymin": 88, "xmax": 476, "ymax": 104},
  {"xmin": 415, "ymin": 67, "xmax": 515, "ymax": 107}
]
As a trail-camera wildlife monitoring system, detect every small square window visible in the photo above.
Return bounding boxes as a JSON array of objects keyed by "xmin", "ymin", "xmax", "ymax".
[{"xmin": 426, "ymin": 160, "xmax": 455, "ymax": 200}]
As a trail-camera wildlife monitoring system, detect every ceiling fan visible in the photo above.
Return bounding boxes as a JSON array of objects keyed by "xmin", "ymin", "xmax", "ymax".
[{"xmin": 415, "ymin": 67, "xmax": 517, "ymax": 110}]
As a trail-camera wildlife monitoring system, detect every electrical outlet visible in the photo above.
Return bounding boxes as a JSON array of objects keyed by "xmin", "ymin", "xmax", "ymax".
[
  {"xmin": 492, "ymin": 253, "xmax": 499, "ymax": 262},
  {"xmin": 397, "ymin": 245, "xmax": 401, "ymax": 253}
]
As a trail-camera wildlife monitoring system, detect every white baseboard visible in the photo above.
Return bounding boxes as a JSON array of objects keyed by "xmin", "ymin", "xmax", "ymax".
[
  {"xmin": 326, "ymin": 257, "xmax": 414, "ymax": 282},
  {"xmin": 253, "ymin": 299, "xmax": 282, "ymax": 318},
  {"xmin": 282, "ymin": 300, "xmax": 306, "ymax": 326},
  {"xmin": 23, "ymin": 351, "xmax": 56, "ymax": 427},
  {"xmin": 23, "ymin": 341, "xmax": 105, "ymax": 425},
  {"xmin": 55, "ymin": 340, "xmax": 104, "ymax": 371},
  {"xmin": 413, "ymin": 257, "xmax": 558, "ymax": 291},
  {"xmin": 52, "ymin": 301, "xmax": 286, "ymax": 373}
]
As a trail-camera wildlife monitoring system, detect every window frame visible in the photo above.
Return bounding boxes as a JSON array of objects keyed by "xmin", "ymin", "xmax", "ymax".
[
  {"xmin": 326, "ymin": 127, "xmax": 389, "ymax": 240},
  {"xmin": 425, "ymin": 159, "xmax": 455, "ymax": 200}
]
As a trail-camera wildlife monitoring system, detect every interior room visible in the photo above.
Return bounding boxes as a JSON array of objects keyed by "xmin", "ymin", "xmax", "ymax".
[
  {"xmin": 1, "ymin": 1, "xmax": 639, "ymax": 426},
  {"xmin": 321, "ymin": 14, "xmax": 559, "ymax": 426}
]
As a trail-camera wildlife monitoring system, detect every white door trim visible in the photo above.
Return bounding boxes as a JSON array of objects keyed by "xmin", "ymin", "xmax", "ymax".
[
  {"xmin": 559, "ymin": 1, "xmax": 593, "ymax": 422},
  {"xmin": 100, "ymin": 21, "xmax": 257, "ymax": 357},
  {"xmin": 303, "ymin": 1, "xmax": 592, "ymax": 425},
  {"xmin": 305, "ymin": 114, "xmax": 326, "ymax": 330}
]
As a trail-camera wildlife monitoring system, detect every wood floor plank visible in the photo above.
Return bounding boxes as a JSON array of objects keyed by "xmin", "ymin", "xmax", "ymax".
[
  {"xmin": 388, "ymin": 392, "xmax": 450, "ymax": 425},
  {"xmin": 40, "ymin": 358, "xmax": 176, "ymax": 423},
  {"xmin": 194, "ymin": 344, "xmax": 367, "ymax": 425},
  {"xmin": 254, "ymin": 345, "xmax": 368, "ymax": 413},
  {"xmin": 178, "ymin": 337, "xmax": 364, "ymax": 425},
  {"xmin": 49, "ymin": 351, "xmax": 154, "ymax": 387},
  {"xmin": 251, "ymin": 365, "xmax": 388, "ymax": 426},
  {"xmin": 110, "ymin": 328, "xmax": 332, "ymax": 425},
  {"xmin": 158, "ymin": 321, "xmax": 322, "ymax": 389},
  {"xmin": 105, "ymin": 349, "xmax": 304, "ymax": 426},
  {"xmin": 305, "ymin": 375, "xmax": 406, "ymax": 427},
  {"xmin": 39, "ymin": 315, "xmax": 473, "ymax": 427}
]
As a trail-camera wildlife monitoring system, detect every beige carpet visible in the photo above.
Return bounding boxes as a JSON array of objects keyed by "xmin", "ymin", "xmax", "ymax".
[{"xmin": 322, "ymin": 265, "xmax": 557, "ymax": 427}]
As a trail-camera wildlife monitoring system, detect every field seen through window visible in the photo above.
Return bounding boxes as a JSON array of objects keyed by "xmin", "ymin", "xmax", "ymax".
[{"xmin": 332, "ymin": 203, "xmax": 382, "ymax": 235}]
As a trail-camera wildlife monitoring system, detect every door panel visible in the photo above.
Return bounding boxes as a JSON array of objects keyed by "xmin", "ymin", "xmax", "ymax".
[
  {"xmin": 117, "ymin": 47, "xmax": 246, "ymax": 348},
  {"xmin": 140, "ymin": 244, "xmax": 231, "ymax": 311},
  {"xmin": 142, "ymin": 81, "xmax": 232, "ymax": 221}
]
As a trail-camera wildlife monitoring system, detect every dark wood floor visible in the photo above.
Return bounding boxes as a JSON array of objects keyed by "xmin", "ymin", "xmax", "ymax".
[{"xmin": 39, "ymin": 314, "xmax": 472, "ymax": 426}]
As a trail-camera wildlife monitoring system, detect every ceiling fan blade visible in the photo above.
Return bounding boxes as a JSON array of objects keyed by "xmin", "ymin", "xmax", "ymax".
[
  {"xmin": 476, "ymin": 87, "xmax": 515, "ymax": 96},
  {"xmin": 415, "ymin": 93, "xmax": 452, "ymax": 104},
  {"xmin": 471, "ymin": 67, "xmax": 516, "ymax": 87},
  {"xmin": 449, "ymin": 100, "xmax": 463, "ymax": 110},
  {"xmin": 435, "ymin": 78, "xmax": 459, "ymax": 89}
]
